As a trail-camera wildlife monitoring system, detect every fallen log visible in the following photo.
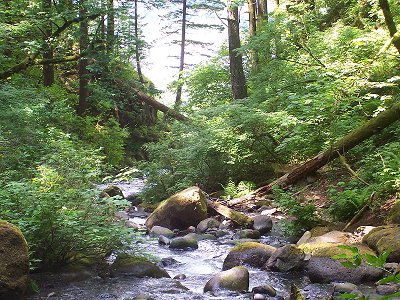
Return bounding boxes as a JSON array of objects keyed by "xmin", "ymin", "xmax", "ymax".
[
  {"xmin": 250, "ymin": 101, "xmax": 400, "ymax": 198},
  {"xmin": 132, "ymin": 87, "xmax": 188, "ymax": 122},
  {"xmin": 206, "ymin": 199, "xmax": 253, "ymax": 228}
]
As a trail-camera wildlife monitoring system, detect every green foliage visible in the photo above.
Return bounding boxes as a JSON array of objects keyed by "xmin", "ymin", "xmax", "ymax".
[
  {"xmin": 272, "ymin": 187, "xmax": 319, "ymax": 235},
  {"xmin": 0, "ymin": 81, "xmax": 132, "ymax": 269},
  {"xmin": 332, "ymin": 246, "xmax": 400, "ymax": 299},
  {"xmin": 222, "ymin": 179, "xmax": 256, "ymax": 200}
]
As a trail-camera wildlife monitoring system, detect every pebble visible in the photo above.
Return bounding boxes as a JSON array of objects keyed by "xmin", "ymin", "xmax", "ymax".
[{"xmin": 253, "ymin": 293, "xmax": 266, "ymax": 300}]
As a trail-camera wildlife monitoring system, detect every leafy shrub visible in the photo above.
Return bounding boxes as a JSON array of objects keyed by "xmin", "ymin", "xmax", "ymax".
[
  {"xmin": 222, "ymin": 179, "xmax": 255, "ymax": 200},
  {"xmin": 272, "ymin": 187, "xmax": 319, "ymax": 235}
]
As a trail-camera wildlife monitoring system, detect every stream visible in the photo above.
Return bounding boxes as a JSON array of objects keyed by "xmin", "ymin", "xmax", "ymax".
[{"xmin": 24, "ymin": 180, "xmax": 381, "ymax": 300}]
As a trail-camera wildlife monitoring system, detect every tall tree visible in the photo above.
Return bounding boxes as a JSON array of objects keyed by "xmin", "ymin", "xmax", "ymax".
[
  {"xmin": 227, "ymin": 0, "xmax": 247, "ymax": 99},
  {"xmin": 134, "ymin": 0, "xmax": 144, "ymax": 83},
  {"xmin": 43, "ymin": 0, "xmax": 54, "ymax": 86},
  {"xmin": 107, "ymin": 0, "xmax": 115, "ymax": 50},
  {"xmin": 77, "ymin": 0, "xmax": 89, "ymax": 115},
  {"xmin": 379, "ymin": 0, "xmax": 400, "ymax": 54},
  {"xmin": 174, "ymin": 0, "xmax": 187, "ymax": 111}
]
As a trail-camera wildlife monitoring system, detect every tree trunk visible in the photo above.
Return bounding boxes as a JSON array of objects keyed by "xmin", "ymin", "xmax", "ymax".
[
  {"xmin": 206, "ymin": 200, "xmax": 253, "ymax": 228},
  {"xmin": 43, "ymin": 0, "xmax": 54, "ymax": 86},
  {"xmin": 379, "ymin": 0, "xmax": 400, "ymax": 54},
  {"xmin": 107, "ymin": 0, "xmax": 115, "ymax": 50},
  {"xmin": 174, "ymin": 0, "xmax": 187, "ymax": 111},
  {"xmin": 227, "ymin": 1, "xmax": 247, "ymax": 100},
  {"xmin": 100, "ymin": 0, "xmax": 106, "ymax": 40},
  {"xmin": 252, "ymin": 101, "xmax": 400, "ymax": 197},
  {"xmin": 134, "ymin": 0, "xmax": 144, "ymax": 84},
  {"xmin": 77, "ymin": 0, "xmax": 89, "ymax": 116},
  {"xmin": 131, "ymin": 87, "xmax": 188, "ymax": 122}
]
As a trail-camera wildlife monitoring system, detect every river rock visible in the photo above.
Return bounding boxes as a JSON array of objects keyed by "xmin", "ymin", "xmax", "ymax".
[
  {"xmin": 376, "ymin": 283, "xmax": 400, "ymax": 295},
  {"xmin": 149, "ymin": 225, "xmax": 175, "ymax": 238},
  {"xmin": 306, "ymin": 256, "xmax": 384, "ymax": 284},
  {"xmin": 158, "ymin": 235, "xmax": 170, "ymax": 245},
  {"xmin": 333, "ymin": 282, "xmax": 358, "ymax": 294},
  {"xmin": 0, "ymin": 221, "xmax": 30, "ymax": 300},
  {"xmin": 223, "ymin": 242, "xmax": 275, "ymax": 270},
  {"xmin": 204, "ymin": 266, "xmax": 249, "ymax": 293},
  {"xmin": 363, "ymin": 225, "xmax": 400, "ymax": 262},
  {"xmin": 389, "ymin": 201, "xmax": 400, "ymax": 224},
  {"xmin": 145, "ymin": 186, "xmax": 208, "ymax": 230},
  {"xmin": 234, "ymin": 229, "xmax": 261, "ymax": 240},
  {"xmin": 101, "ymin": 185, "xmax": 124, "ymax": 198},
  {"xmin": 196, "ymin": 218, "xmax": 221, "ymax": 233},
  {"xmin": 169, "ymin": 234, "xmax": 198, "ymax": 250},
  {"xmin": 126, "ymin": 194, "xmax": 143, "ymax": 206},
  {"xmin": 173, "ymin": 273, "xmax": 187, "ymax": 280},
  {"xmin": 252, "ymin": 215, "xmax": 273, "ymax": 235},
  {"xmin": 252, "ymin": 284, "xmax": 277, "ymax": 296},
  {"xmin": 111, "ymin": 255, "xmax": 170, "ymax": 278},
  {"xmin": 158, "ymin": 257, "xmax": 179, "ymax": 267},
  {"xmin": 253, "ymin": 294, "xmax": 266, "ymax": 300},
  {"xmin": 265, "ymin": 244, "xmax": 306, "ymax": 272}
]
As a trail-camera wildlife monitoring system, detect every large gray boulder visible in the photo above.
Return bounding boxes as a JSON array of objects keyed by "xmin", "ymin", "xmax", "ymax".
[
  {"xmin": 265, "ymin": 244, "xmax": 306, "ymax": 272},
  {"xmin": 252, "ymin": 215, "xmax": 273, "ymax": 235},
  {"xmin": 204, "ymin": 266, "xmax": 249, "ymax": 293},
  {"xmin": 0, "ymin": 221, "xmax": 29, "ymax": 300},
  {"xmin": 306, "ymin": 256, "xmax": 384, "ymax": 284},
  {"xmin": 196, "ymin": 218, "xmax": 220, "ymax": 233},
  {"xmin": 223, "ymin": 242, "xmax": 275, "ymax": 270},
  {"xmin": 145, "ymin": 187, "xmax": 208, "ymax": 230}
]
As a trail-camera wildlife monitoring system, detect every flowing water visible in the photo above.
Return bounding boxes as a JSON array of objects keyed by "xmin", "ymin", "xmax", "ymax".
[{"xmin": 24, "ymin": 180, "xmax": 380, "ymax": 300}]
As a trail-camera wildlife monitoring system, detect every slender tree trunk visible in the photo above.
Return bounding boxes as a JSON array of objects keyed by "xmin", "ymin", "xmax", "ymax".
[
  {"xmin": 252, "ymin": 101, "xmax": 400, "ymax": 197},
  {"xmin": 134, "ymin": 0, "xmax": 144, "ymax": 84},
  {"xmin": 227, "ymin": 1, "xmax": 247, "ymax": 100},
  {"xmin": 100, "ymin": 0, "xmax": 106, "ymax": 40},
  {"xmin": 3, "ymin": 0, "xmax": 12, "ymax": 57},
  {"xmin": 43, "ymin": 0, "xmax": 54, "ymax": 86},
  {"xmin": 379, "ymin": 0, "xmax": 400, "ymax": 54},
  {"xmin": 77, "ymin": 0, "xmax": 89, "ymax": 116},
  {"xmin": 247, "ymin": 0, "xmax": 258, "ymax": 70},
  {"xmin": 107, "ymin": 0, "xmax": 115, "ymax": 50},
  {"xmin": 174, "ymin": 0, "xmax": 187, "ymax": 111}
]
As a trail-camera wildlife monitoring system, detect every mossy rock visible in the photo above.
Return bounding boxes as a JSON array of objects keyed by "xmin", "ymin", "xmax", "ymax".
[
  {"xmin": 363, "ymin": 225, "xmax": 400, "ymax": 262},
  {"xmin": 111, "ymin": 255, "xmax": 170, "ymax": 278},
  {"xmin": 389, "ymin": 201, "xmax": 400, "ymax": 224},
  {"xmin": 100, "ymin": 185, "xmax": 124, "ymax": 198},
  {"xmin": 0, "ymin": 221, "xmax": 30, "ymax": 300},
  {"xmin": 145, "ymin": 187, "xmax": 208, "ymax": 230},
  {"xmin": 266, "ymin": 244, "xmax": 306, "ymax": 272},
  {"xmin": 223, "ymin": 242, "xmax": 275, "ymax": 270},
  {"xmin": 204, "ymin": 266, "xmax": 249, "ymax": 294},
  {"xmin": 310, "ymin": 243, "xmax": 376, "ymax": 257}
]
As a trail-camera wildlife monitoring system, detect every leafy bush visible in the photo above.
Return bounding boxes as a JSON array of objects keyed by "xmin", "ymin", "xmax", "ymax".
[
  {"xmin": 272, "ymin": 187, "xmax": 319, "ymax": 235},
  {"xmin": 222, "ymin": 179, "xmax": 256, "ymax": 200}
]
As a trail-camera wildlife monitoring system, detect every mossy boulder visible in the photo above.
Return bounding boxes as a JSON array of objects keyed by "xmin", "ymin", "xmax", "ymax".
[
  {"xmin": 223, "ymin": 242, "xmax": 275, "ymax": 270},
  {"xmin": 233, "ymin": 229, "xmax": 261, "ymax": 240},
  {"xmin": 100, "ymin": 185, "xmax": 124, "ymax": 198},
  {"xmin": 309, "ymin": 244, "xmax": 376, "ymax": 257},
  {"xmin": 363, "ymin": 225, "xmax": 400, "ymax": 262},
  {"xmin": 169, "ymin": 234, "xmax": 198, "ymax": 250},
  {"xmin": 265, "ymin": 244, "xmax": 306, "ymax": 272},
  {"xmin": 111, "ymin": 255, "xmax": 170, "ymax": 278},
  {"xmin": 145, "ymin": 187, "xmax": 208, "ymax": 230},
  {"xmin": 252, "ymin": 215, "xmax": 273, "ymax": 235},
  {"xmin": 149, "ymin": 226, "xmax": 175, "ymax": 238},
  {"xmin": 0, "ymin": 221, "xmax": 29, "ymax": 300},
  {"xmin": 204, "ymin": 266, "xmax": 249, "ymax": 294},
  {"xmin": 389, "ymin": 201, "xmax": 400, "ymax": 224}
]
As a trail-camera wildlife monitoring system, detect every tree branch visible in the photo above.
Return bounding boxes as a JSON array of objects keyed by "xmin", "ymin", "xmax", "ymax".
[{"xmin": 379, "ymin": 0, "xmax": 400, "ymax": 54}]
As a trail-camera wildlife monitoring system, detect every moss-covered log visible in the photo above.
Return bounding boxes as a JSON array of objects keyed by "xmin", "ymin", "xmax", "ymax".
[
  {"xmin": 206, "ymin": 200, "xmax": 253, "ymax": 228},
  {"xmin": 253, "ymin": 101, "xmax": 400, "ymax": 197}
]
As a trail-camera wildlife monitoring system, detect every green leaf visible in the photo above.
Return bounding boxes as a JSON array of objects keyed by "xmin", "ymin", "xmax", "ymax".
[{"xmin": 340, "ymin": 261, "xmax": 358, "ymax": 268}]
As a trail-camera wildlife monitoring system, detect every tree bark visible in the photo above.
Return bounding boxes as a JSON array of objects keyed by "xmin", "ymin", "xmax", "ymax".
[
  {"xmin": 107, "ymin": 0, "xmax": 115, "ymax": 50},
  {"xmin": 174, "ymin": 0, "xmax": 187, "ymax": 111},
  {"xmin": 43, "ymin": 0, "xmax": 54, "ymax": 86},
  {"xmin": 379, "ymin": 0, "xmax": 400, "ymax": 54},
  {"xmin": 134, "ymin": 0, "xmax": 144, "ymax": 84},
  {"xmin": 77, "ymin": 0, "xmax": 89, "ymax": 116},
  {"xmin": 252, "ymin": 101, "xmax": 400, "ymax": 197},
  {"xmin": 132, "ymin": 88, "xmax": 188, "ymax": 122},
  {"xmin": 227, "ymin": 1, "xmax": 247, "ymax": 100}
]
